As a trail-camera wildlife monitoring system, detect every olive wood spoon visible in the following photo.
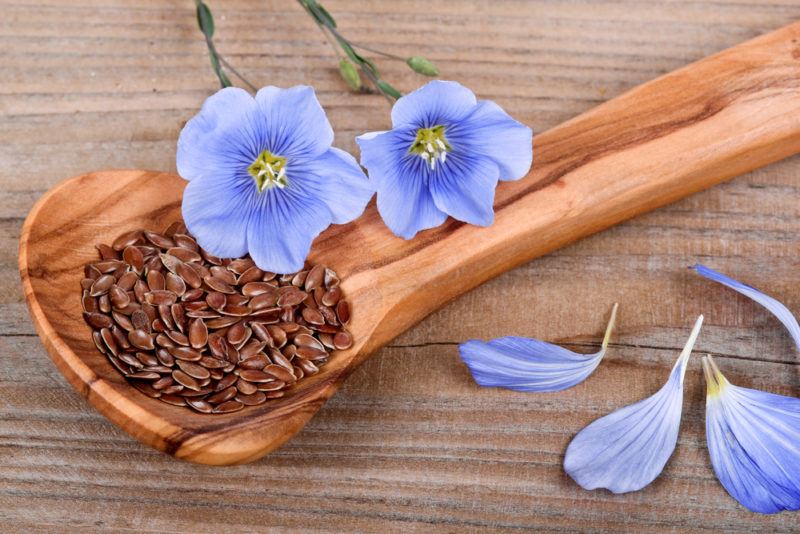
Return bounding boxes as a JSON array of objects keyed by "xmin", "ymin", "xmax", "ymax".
[{"xmin": 19, "ymin": 22, "xmax": 800, "ymax": 464}]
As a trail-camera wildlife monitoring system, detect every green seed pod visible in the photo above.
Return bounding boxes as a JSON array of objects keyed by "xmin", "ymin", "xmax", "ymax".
[
  {"xmin": 338, "ymin": 59, "xmax": 362, "ymax": 91},
  {"xmin": 406, "ymin": 56, "xmax": 439, "ymax": 76}
]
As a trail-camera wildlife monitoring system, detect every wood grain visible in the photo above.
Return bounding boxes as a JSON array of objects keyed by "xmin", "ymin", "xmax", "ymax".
[{"xmin": 4, "ymin": 0, "xmax": 800, "ymax": 531}]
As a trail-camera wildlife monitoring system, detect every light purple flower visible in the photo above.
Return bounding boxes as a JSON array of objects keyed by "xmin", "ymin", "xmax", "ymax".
[
  {"xmin": 563, "ymin": 315, "xmax": 704, "ymax": 494},
  {"xmin": 703, "ymin": 355, "xmax": 800, "ymax": 514},
  {"xmin": 177, "ymin": 86, "xmax": 374, "ymax": 273},
  {"xmin": 459, "ymin": 303, "xmax": 618, "ymax": 392},
  {"xmin": 356, "ymin": 80, "xmax": 533, "ymax": 239}
]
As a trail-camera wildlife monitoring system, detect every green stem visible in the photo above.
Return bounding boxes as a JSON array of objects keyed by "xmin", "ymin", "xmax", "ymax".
[{"xmin": 350, "ymin": 42, "xmax": 404, "ymax": 61}]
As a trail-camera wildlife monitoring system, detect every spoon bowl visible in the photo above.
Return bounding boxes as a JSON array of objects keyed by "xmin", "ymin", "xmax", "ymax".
[{"xmin": 19, "ymin": 22, "xmax": 800, "ymax": 464}]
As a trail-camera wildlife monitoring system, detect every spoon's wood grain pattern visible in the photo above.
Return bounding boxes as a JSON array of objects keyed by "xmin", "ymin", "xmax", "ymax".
[{"xmin": 19, "ymin": 21, "xmax": 800, "ymax": 465}]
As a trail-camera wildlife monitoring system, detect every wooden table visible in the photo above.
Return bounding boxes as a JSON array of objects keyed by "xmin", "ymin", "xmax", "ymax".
[{"xmin": 3, "ymin": 1, "xmax": 799, "ymax": 531}]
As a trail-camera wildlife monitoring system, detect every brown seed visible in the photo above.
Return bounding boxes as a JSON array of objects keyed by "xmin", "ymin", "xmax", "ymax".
[
  {"xmin": 187, "ymin": 399, "xmax": 213, "ymax": 413},
  {"xmin": 147, "ymin": 270, "xmax": 166, "ymax": 291},
  {"xmin": 156, "ymin": 348, "xmax": 175, "ymax": 366},
  {"xmin": 112, "ymin": 229, "xmax": 142, "ymax": 251},
  {"xmin": 226, "ymin": 322, "xmax": 247, "ymax": 345},
  {"xmin": 239, "ymin": 339, "xmax": 267, "ymax": 359},
  {"xmin": 171, "ymin": 303, "xmax": 187, "ymax": 332},
  {"xmin": 108, "ymin": 285, "xmax": 130, "ymax": 309},
  {"xmin": 206, "ymin": 386, "xmax": 237, "ymax": 404},
  {"xmin": 210, "ymin": 266, "xmax": 238, "ymax": 285},
  {"xmin": 321, "ymin": 287, "xmax": 342, "ymax": 306},
  {"xmin": 277, "ymin": 288, "xmax": 306, "ymax": 308},
  {"xmin": 161, "ymin": 384, "xmax": 184, "ymax": 395},
  {"xmin": 270, "ymin": 349, "xmax": 294, "ymax": 371},
  {"xmin": 144, "ymin": 230, "xmax": 175, "ymax": 249},
  {"xmin": 145, "ymin": 290, "xmax": 177, "ymax": 306},
  {"xmin": 206, "ymin": 291, "xmax": 226, "ymax": 310},
  {"xmin": 228, "ymin": 258, "xmax": 255, "ymax": 274},
  {"xmin": 117, "ymin": 271, "xmax": 139, "ymax": 291},
  {"xmin": 84, "ymin": 312, "xmax": 113, "ymax": 329},
  {"xmin": 263, "ymin": 364, "xmax": 295, "ymax": 383},
  {"xmin": 160, "ymin": 394, "xmax": 186, "ymax": 406},
  {"xmin": 152, "ymin": 376, "xmax": 174, "ymax": 390},
  {"xmin": 167, "ymin": 246, "xmax": 202, "ymax": 263},
  {"xmin": 165, "ymin": 273, "xmax": 186, "ymax": 296},
  {"xmin": 333, "ymin": 331, "xmax": 353, "ymax": 350},
  {"xmin": 98, "ymin": 294, "xmax": 112, "ymax": 313},
  {"xmin": 238, "ymin": 266, "xmax": 264, "ymax": 285},
  {"xmin": 92, "ymin": 330, "xmax": 107, "ymax": 354},
  {"xmin": 133, "ymin": 279, "xmax": 148, "ymax": 303},
  {"xmin": 199, "ymin": 356, "xmax": 227, "ymax": 369},
  {"xmin": 177, "ymin": 360, "xmax": 211, "ymax": 380},
  {"xmin": 249, "ymin": 291, "xmax": 278, "ymax": 310},
  {"xmin": 188, "ymin": 318, "xmax": 208, "ymax": 348},
  {"xmin": 172, "ymin": 369, "xmax": 201, "ymax": 391},
  {"xmin": 132, "ymin": 382, "xmax": 161, "ymax": 398},
  {"xmin": 166, "ymin": 330, "xmax": 190, "ymax": 346},
  {"xmin": 294, "ymin": 333, "xmax": 324, "ymax": 351},
  {"xmin": 237, "ymin": 370, "xmax": 276, "ymax": 383},
  {"xmin": 163, "ymin": 221, "xmax": 185, "ymax": 236},
  {"xmin": 168, "ymin": 346, "xmax": 203, "ymax": 362},
  {"xmin": 336, "ymin": 300, "xmax": 350, "ymax": 324},
  {"xmin": 204, "ymin": 275, "xmax": 236, "ymax": 294},
  {"xmin": 242, "ymin": 282, "xmax": 276, "ymax": 298},
  {"xmin": 213, "ymin": 400, "xmax": 244, "ymax": 414},
  {"xmin": 213, "ymin": 373, "xmax": 239, "ymax": 392},
  {"xmin": 257, "ymin": 381, "xmax": 286, "ymax": 392},
  {"xmin": 236, "ymin": 378, "xmax": 259, "ymax": 395},
  {"xmin": 128, "ymin": 329, "xmax": 155, "ymax": 350},
  {"xmin": 135, "ymin": 351, "xmax": 159, "ymax": 367},
  {"xmin": 173, "ymin": 233, "xmax": 199, "ymax": 251},
  {"xmin": 99, "ymin": 327, "xmax": 118, "ymax": 355},
  {"xmin": 123, "ymin": 245, "xmax": 144, "ymax": 272},
  {"xmin": 182, "ymin": 287, "xmax": 204, "ymax": 301},
  {"xmin": 119, "ymin": 352, "xmax": 144, "ymax": 369},
  {"xmin": 264, "ymin": 390, "xmax": 285, "ymax": 399},
  {"xmin": 267, "ymin": 325, "xmax": 287, "ymax": 348},
  {"xmin": 296, "ymin": 357, "xmax": 319, "ymax": 375},
  {"xmin": 235, "ymin": 391, "xmax": 267, "ymax": 406},
  {"xmin": 89, "ymin": 274, "xmax": 115, "ymax": 296},
  {"xmin": 179, "ymin": 387, "xmax": 213, "ymax": 398},
  {"xmin": 305, "ymin": 264, "xmax": 325, "ymax": 292},
  {"xmin": 128, "ymin": 371, "xmax": 160, "ymax": 381},
  {"xmin": 301, "ymin": 307, "xmax": 325, "ymax": 326},
  {"xmin": 296, "ymin": 345, "xmax": 328, "ymax": 360},
  {"xmin": 239, "ymin": 356, "xmax": 268, "ymax": 370},
  {"xmin": 324, "ymin": 268, "xmax": 340, "ymax": 288},
  {"xmin": 206, "ymin": 316, "xmax": 241, "ymax": 329}
]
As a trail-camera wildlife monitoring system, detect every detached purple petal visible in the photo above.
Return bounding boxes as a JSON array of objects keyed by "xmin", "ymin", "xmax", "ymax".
[
  {"xmin": 358, "ymin": 80, "xmax": 533, "ymax": 239},
  {"xmin": 703, "ymin": 355, "xmax": 800, "ymax": 514},
  {"xmin": 177, "ymin": 86, "xmax": 374, "ymax": 273},
  {"xmin": 459, "ymin": 303, "xmax": 617, "ymax": 392},
  {"xmin": 692, "ymin": 264, "xmax": 800, "ymax": 350},
  {"xmin": 563, "ymin": 315, "xmax": 703, "ymax": 494}
]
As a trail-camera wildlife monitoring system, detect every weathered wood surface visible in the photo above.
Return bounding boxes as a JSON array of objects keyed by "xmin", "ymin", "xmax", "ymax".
[{"xmin": 3, "ymin": 0, "xmax": 800, "ymax": 531}]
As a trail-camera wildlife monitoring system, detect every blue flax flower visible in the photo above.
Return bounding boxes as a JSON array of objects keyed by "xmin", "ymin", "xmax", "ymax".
[
  {"xmin": 692, "ymin": 264, "xmax": 800, "ymax": 349},
  {"xmin": 357, "ymin": 81, "xmax": 533, "ymax": 239},
  {"xmin": 177, "ymin": 86, "xmax": 374, "ymax": 273},
  {"xmin": 702, "ymin": 355, "xmax": 800, "ymax": 514},
  {"xmin": 459, "ymin": 303, "xmax": 618, "ymax": 392},
  {"xmin": 563, "ymin": 315, "xmax": 704, "ymax": 494}
]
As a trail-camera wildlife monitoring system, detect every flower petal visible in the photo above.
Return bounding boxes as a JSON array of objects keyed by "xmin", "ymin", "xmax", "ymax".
[
  {"xmin": 692, "ymin": 264, "xmax": 800, "ymax": 350},
  {"xmin": 255, "ymin": 85, "xmax": 334, "ymax": 159},
  {"xmin": 563, "ymin": 315, "xmax": 703, "ymax": 494},
  {"xmin": 428, "ymin": 153, "xmax": 500, "ymax": 227},
  {"xmin": 245, "ymin": 187, "xmax": 333, "ymax": 274},
  {"xmin": 703, "ymin": 355, "xmax": 800, "ymax": 514},
  {"xmin": 181, "ymin": 172, "xmax": 252, "ymax": 258},
  {"xmin": 176, "ymin": 87, "xmax": 260, "ymax": 181},
  {"xmin": 390, "ymin": 80, "xmax": 477, "ymax": 128},
  {"xmin": 357, "ymin": 129, "xmax": 447, "ymax": 239},
  {"xmin": 459, "ymin": 303, "xmax": 618, "ymax": 392},
  {"xmin": 448, "ymin": 100, "xmax": 533, "ymax": 181},
  {"xmin": 290, "ymin": 147, "xmax": 374, "ymax": 225}
]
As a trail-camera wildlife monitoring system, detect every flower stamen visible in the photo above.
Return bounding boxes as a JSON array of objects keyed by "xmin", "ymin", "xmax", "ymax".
[
  {"xmin": 410, "ymin": 125, "xmax": 451, "ymax": 171},
  {"xmin": 248, "ymin": 150, "xmax": 288, "ymax": 192}
]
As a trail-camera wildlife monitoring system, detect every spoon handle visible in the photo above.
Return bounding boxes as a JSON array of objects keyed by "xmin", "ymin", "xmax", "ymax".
[{"xmin": 348, "ymin": 21, "xmax": 800, "ymax": 354}]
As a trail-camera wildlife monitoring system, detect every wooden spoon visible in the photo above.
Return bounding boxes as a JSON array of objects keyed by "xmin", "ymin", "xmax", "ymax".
[{"xmin": 19, "ymin": 22, "xmax": 800, "ymax": 465}]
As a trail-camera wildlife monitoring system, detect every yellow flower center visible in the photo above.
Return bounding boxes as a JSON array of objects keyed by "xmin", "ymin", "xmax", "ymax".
[
  {"xmin": 409, "ymin": 125, "xmax": 451, "ymax": 170},
  {"xmin": 248, "ymin": 150, "xmax": 287, "ymax": 192}
]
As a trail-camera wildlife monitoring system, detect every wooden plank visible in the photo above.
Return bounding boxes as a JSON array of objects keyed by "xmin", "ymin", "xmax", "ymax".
[{"xmin": 2, "ymin": 0, "xmax": 800, "ymax": 530}]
